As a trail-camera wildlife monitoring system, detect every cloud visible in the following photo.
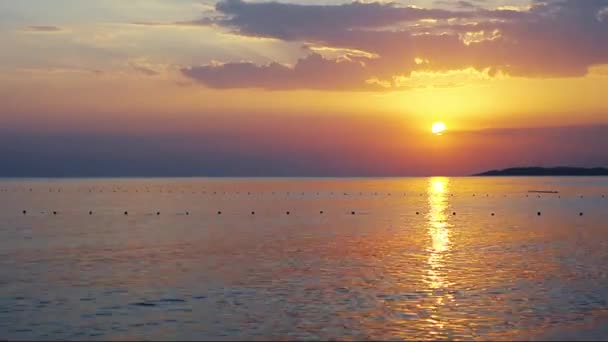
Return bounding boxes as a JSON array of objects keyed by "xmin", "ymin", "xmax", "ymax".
[
  {"xmin": 21, "ymin": 25, "xmax": 64, "ymax": 33},
  {"xmin": 182, "ymin": 53, "xmax": 387, "ymax": 90},
  {"xmin": 128, "ymin": 59, "xmax": 161, "ymax": 76},
  {"xmin": 181, "ymin": 0, "xmax": 608, "ymax": 91}
]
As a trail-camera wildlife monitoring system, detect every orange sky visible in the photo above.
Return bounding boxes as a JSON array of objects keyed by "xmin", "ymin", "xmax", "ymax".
[{"xmin": 0, "ymin": 0, "xmax": 607, "ymax": 176}]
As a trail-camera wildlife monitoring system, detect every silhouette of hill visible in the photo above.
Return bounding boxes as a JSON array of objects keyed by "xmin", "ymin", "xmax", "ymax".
[{"xmin": 474, "ymin": 167, "xmax": 608, "ymax": 176}]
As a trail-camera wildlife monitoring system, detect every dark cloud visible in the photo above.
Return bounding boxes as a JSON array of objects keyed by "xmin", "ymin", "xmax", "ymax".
[
  {"xmin": 22, "ymin": 25, "xmax": 64, "ymax": 32},
  {"xmin": 182, "ymin": 0, "xmax": 608, "ymax": 90},
  {"xmin": 434, "ymin": 0, "xmax": 481, "ymax": 9},
  {"xmin": 182, "ymin": 53, "xmax": 388, "ymax": 90},
  {"xmin": 2, "ymin": 123, "xmax": 606, "ymax": 177}
]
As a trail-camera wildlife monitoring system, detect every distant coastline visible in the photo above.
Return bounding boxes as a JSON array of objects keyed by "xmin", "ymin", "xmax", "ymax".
[{"xmin": 474, "ymin": 167, "xmax": 608, "ymax": 176}]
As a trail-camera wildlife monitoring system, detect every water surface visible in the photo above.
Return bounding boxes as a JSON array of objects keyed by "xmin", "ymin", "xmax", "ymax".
[{"xmin": 1, "ymin": 177, "xmax": 607, "ymax": 340}]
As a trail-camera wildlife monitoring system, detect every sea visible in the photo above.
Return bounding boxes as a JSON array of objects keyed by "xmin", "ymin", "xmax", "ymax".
[{"xmin": 1, "ymin": 177, "xmax": 607, "ymax": 340}]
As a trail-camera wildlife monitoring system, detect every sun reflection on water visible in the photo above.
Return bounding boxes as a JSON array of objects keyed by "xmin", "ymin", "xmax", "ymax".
[
  {"xmin": 426, "ymin": 177, "xmax": 452, "ymax": 290},
  {"xmin": 423, "ymin": 177, "xmax": 455, "ymax": 337}
]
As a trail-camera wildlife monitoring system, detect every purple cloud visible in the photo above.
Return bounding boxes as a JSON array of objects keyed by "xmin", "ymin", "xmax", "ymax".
[{"xmin": 182, "ymin": 0, "xmax": 608, "ymax": 90}]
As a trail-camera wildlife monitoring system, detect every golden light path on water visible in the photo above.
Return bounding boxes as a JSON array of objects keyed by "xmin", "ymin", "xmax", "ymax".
[{"xmin": 425, "ymin": 177, "xmax": 454, "ymax": 336}]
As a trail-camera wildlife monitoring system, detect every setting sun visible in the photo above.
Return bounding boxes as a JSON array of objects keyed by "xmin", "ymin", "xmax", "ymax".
[{"xmin": 432, "ymin": 122, "xmax": 447, "ymax": 135}]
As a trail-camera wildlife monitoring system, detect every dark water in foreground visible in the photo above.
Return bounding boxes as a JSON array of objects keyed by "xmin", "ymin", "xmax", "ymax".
[{"xmin": 1, "ymin": 177, "xmax": 607, "ymax": 340}]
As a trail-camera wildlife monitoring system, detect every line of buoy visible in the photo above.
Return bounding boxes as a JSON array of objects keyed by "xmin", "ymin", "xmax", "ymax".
[{"xmin": 14, "ymin": 210, "xmax": 598, "ymax": 217}]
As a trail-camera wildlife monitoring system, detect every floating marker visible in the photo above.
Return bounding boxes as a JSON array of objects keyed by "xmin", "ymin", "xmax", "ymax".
[
  {"xmin": 491, "ymin": 213, "xmax": 495, "ymax": 216},
  {"xmin": 579, "ymin": 212, "xmax": 583, "ymax": 216},
  {"xmin": 351, "ymin": 211, "xmax": 355, "ymax": 215},
  {"xmin": 251, "ymin": 211, "xmax": 255, "ymax": 215},
  {"xmin": 186, "ymin": 212, "xmax": 190, "ymax": 216},
  {"xmin": 53, "ymin": 211, "xmax": 57, "ymax": 215},
  {"xmin": 89, "ymin": 211, "xmax": 93, "ymax": 215},
  {"xmin": 452, "ymin": 212, "xmax": 456, "ymax": 216},
  {"xmin": 320, "ymin": 210, "xmax": 324, "ymax": 214},
  {"xmin": 286, "ymin": 211, "xmax": 290, "ymax": 215},
  {"xmin": 416, "ymin": 212, "xmax": 420, "ymax": 215},
  {"xmin": 22, "ymin": 210, "xmax": 27, "ymax": 215},
  {"xmin": 124, "ymin": 211, "xmax": 128, "ymax": 215},
  {"xmin": 217, "ymin": 211, "xmax": 222, "ymax": 215},
  {"xmin": 537, "ymin": 212, "xmax": 541, "ymax": 216}
]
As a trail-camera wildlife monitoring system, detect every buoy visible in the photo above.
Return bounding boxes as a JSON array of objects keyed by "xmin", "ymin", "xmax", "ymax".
[
  {"xmin": 89, "ymin": 211, "xmax": 93, "ymax": 215},
  {"xmin": 217, "ymin": 211, "xmax": 222, "ymax": 215},
  {"xmin": 53, "ymin": 211, "xmax": 57, "ymax": 215},
  {"xmin": 537, "ymin": 212, "xmax": 541, "ymax": 216},
  {"xmin": 157, "ymin": 211, "xmax": 160, "ymax": 215},
  {"xmin": 579, "ymin": 212, "xmax": 583, "ymax": 216},
  {"xmin": 124, "ymin": 211, "xmax": 128, "ymax": 215},
  {"xmin": 320, "ymin": 210, "xmax": 324, "ymax": 214},
  {"xmin": 186, "ymin": 212, "xmax": 190, "ymax": 216},
  {"xmin": 286, "ymin": 211, "xmax": 290, "ymax": 215},
  {"xmin": 351, "ymin": 211, "xmax": 355, "ymax": 215},
  {"xmin": 452, "ymin": 212, "xmax": 456, "ymax": 216},
  {"xmin": 491, "ymin": 213, "xmax": 495, "ymax": 216},
  {"xmin": 251, "ymin": 211, "xmax": 255, "ymax": 215},
  {"xmin": 416, "ymin": 212, "xmax": 419, "ymax": 215},
  {"xmin": 22, "ymin": 210, "xmax": 27, "ymax": 215}
]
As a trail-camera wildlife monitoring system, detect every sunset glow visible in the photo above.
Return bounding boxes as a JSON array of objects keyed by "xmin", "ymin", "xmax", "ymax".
[{"xmin": 0, "ymin": 0, "xmax": 607, "ymax": 176}]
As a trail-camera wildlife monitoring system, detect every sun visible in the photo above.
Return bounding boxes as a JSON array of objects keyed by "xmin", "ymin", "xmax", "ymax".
[{"xmin": 431, "ymin": 122, "xmax": 447, "ymax": 135}]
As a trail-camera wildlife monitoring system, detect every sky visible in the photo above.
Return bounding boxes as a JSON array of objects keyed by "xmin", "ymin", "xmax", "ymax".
[{"xmin": 0, "ymin": 0, "xmax": 607, "ymax": 176}]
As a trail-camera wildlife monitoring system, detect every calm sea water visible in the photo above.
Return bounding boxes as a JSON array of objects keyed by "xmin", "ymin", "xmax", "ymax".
[{"xmin": 1, "ymin": 177, "xmax": 607, "ymax": 340}]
